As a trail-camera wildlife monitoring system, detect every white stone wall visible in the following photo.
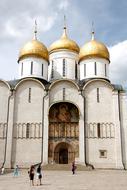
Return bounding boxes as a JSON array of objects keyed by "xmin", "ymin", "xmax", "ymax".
[
  {"xmin": 80, "ymin": 58, "xmax": 109, "ymax": 80},
  {"xmin": 18, "ymin": 57, "xmax": 48, "ymax": 80},
  {"xmin": 84, "ymin": 80, "xmax": 118, "ymax": 168},
  {"xmin": 11, "ymin": 79, "xmax": 45, "ymax": 167},
  {"xmin": 49, "ymin": 51, "xmax": 79, "ymax": 81},
  {"xmin": 0, "ymin": 81, "xmax": 10, "ymax": 166}
]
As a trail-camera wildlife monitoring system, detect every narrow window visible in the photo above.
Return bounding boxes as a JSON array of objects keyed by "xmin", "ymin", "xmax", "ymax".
[
  {"xmin": 51, "ymin": 60, "xmax": 54, "ymax": 78},
  {"xmin": 21, "ymin": 62, "xmax": 23, "ymax": 76},
  {"xmin": 28, "ymin": 88, "xmax": 31, "ymax": 103},
  {"xmin": 105, "ymin": 64, "xmax": 107, "ymax": 77},
  {"xmin": 42, "ymin": 64, "xmax": 43, "ymax": 76},
  {"xmin": 31, "ymin": 61, "xmax": 33, "ymax": 75},
  {"xmin": 63, "ymin": 59, "xmax": 66, "ymax": 77},
  {"xmin": 75, "ymin": 61, "xmax": 77, "ymax": 79},
  {"xmin": 26, "ymin": 123, "xmax": 30, "ymax": 138},
  {"xmin": 97, "ymin": 123, "xmax": 101, "ymax": 138},
  {"xmin": 94, "ymin": 62, "xmax": 97, "ymax": 75},
  {"xmin": 84, "ymin": 64, "xmax": 86, "ymax": 77},
  {"xmin": 97, "ymin": 88, "xmax": 100, "ymax": 103},
  {"xmin": 63, "ymin": 88, "xmax": 65, "ymax": 100}
]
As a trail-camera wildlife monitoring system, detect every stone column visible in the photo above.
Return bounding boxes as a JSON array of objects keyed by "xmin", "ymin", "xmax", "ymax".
[
  {"xmin": 78, "ymin": 94, "xmax": 85, "ymax": 164},
  {"xmin": 112, "ymin": 91, "xmax": 124, "ymax": 169},
  {"xmin": 4, "ymin": 92, "xmax": 15, "ymax": 168},
  {"xmin": 42, "ymin": 95, "xmax": 49, "ymax": 164}
]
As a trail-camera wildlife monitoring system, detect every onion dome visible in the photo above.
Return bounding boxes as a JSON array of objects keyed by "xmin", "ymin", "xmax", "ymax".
[
  {"xmin": 18, "ymin": 22, "xmax": 48, "ymax": 62},
  {"xmin": 49, "ymin": 26, "xmax": 79, "ymax": 54},
  {"xmin": 18, "ymin": 40, "xmax": 48, "ymax": 62},
  {"xmin": 79, "ymin": 32, "xmax": 110, "ymax": 62}
]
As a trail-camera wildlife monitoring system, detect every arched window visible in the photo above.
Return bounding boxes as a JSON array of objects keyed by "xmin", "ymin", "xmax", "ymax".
[
  {"xmin": 21, "ymin": 62, "xmax": 23, "ymax": 76},
  {"xmin": 30, "ymin": 61, "xmax": 33, "ymax": 74},
  {"xmin": 28, "ymin": 88, "xmax": 31, "ymax": 103},
  {"xmin": 51, "ymin": 60, "xmax": 54, "ymax": 78},
  {"xmin": 94, "ymin": 62, "xmax": 97, "ymax": 75},
  {"xmin": 75, "ymin": 61, "xmax": 78, "ymax": 79},
  {"xmin": 105, "ymin": 64, "xmax": 107, "ymax": 77},
  {"xmin": 84, "ymin": 64, "xmax": 86, "ymax": 77},
  {"xmin": 42, "ymin": 64, "xmax": 43, "ymax": 76},
  {"xmin": 63, "ymin": 59, "xmax": 66, "ymax": 77},
  {"xmin": 97, "ymin": 88, "xmax": 100, "ymax": 103}
]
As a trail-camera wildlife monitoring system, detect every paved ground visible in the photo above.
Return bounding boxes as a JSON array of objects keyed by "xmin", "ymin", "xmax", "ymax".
[{"xmin": 0, "ymin": 170, "xmax": 127, "ymax": 190}]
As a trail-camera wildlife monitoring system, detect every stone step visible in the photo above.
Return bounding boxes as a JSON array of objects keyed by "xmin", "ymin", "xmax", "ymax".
[{"xmin": 42, "ymin": 164, "xmax": 93, "ymax": 171}]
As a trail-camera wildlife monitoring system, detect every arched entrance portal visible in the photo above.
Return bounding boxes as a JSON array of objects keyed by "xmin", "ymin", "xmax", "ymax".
[
  {"xmin": 48, "ymin": 102, "xmax": 79, "ymax": 164},
  {"xmin": 54, "ymin": 142, "xmax": 75, "ymax": 164}
]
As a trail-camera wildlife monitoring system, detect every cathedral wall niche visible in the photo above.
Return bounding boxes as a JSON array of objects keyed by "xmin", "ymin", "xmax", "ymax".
[{"xmin": 11, "ymin": 80, "xmax": 45, "ymax": 167}]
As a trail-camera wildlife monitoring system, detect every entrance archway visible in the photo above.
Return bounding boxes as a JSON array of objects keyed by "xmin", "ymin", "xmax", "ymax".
[
  {"xmin": 54, "ymin": 142, "xmax": 74, "ymax": 164},
  {"xmin": 59, "ymin": 149, "xmax": 68, "ymax": 164},
  {"xmin": 48, "ymin": 102, "xmax": 79, "ymax": 164}
]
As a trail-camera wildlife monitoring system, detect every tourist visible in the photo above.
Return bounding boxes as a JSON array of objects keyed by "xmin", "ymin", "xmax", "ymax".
[
  {"xmin": 36, "ymin": 164, "xmax": 42, "ymax": 186},
  {"xmin": 72, "ymin": 161, "xmax": 76, "ymax": 175},
  {"xmin": 13, "ymin": 165, "xmax": 19, "ymax": 176},
  {"xmin": 1, "ymin": 165, "xmax": 5, "ymax": 175},
  {"xmin": 28, "ymin": 165, "xmax": 35, "ymax": 186}
]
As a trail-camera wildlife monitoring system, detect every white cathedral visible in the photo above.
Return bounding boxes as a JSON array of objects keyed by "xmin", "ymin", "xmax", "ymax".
[{"xmin": 0, "ymin": 22, "xmax": 127, "ymax": 169}]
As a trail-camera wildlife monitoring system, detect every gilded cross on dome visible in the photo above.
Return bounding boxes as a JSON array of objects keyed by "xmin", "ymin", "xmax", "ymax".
[
  {"xmin": 34, "ymin": 20, "xmax": 37, "ymax": 40},
  {"xmin": 91, "ymin": 21, "xmax": 95, "ymax": 40}
]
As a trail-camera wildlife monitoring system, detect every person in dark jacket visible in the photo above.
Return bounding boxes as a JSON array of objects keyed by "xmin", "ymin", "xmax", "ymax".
[
  {"xmin": 29, "ymin": 165, "xmax": 35, "ymax": 186},
  {"xmin": 72, "ymin": 161, "xmax": 76, "ymax": 174},
  {"xmin": 36, "ymin": 164, "xmax": 42, "ymax": 185}
]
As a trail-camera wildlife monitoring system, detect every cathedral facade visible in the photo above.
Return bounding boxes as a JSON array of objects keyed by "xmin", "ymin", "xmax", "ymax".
[{"xmin": 0, "ymin": 24, "xmax": 127, "ymax": 169}]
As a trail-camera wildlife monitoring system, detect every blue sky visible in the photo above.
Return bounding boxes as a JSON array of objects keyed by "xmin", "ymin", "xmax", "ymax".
[{"xmin": 0, "ymin": 0, "xmax": 127, "ymax": 86}]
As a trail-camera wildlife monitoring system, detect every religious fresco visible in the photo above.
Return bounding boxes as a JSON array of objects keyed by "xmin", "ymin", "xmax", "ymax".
[
  {"xmin": 48, "ymin": 102, "xmax": 79, "ymax": 164},
  {"xmin": 49, "ymin": 102, "xmax": 79, "ymax": 122}
]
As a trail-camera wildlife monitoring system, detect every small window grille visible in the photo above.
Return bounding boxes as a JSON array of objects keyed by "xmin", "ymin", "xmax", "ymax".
[
  {"xmin": 99, "ymin": 150, "xmax": 107, "ymax": 158},
  {"xmin": 26, "ymin": 123, "xmax": 30, "ymax": 138},
  {"xmin": 97, "ymin": 123, "xmax": 101, "ymax": 138}
]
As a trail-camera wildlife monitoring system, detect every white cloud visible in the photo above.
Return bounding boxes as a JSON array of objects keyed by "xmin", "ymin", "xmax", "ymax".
[
  {"xmin": 58, "ymin": 0, "xmax": 70, "ymax": 10},
  {"xmin": 109, "ymin": 40, "xmax": 127, "ymax": 86}
]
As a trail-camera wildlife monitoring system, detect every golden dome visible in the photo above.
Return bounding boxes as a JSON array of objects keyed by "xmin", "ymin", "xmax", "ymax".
[
  {"xmin": 79, "ymin": 32, "xmax": 110, "ymax": 62},
  {"xmin": 49, "ymin": 27, "xmax": 79, "ymax": 54},
  {"xmin": 18, "ymin": 39, "xmax": 49, "ymax": 62}
]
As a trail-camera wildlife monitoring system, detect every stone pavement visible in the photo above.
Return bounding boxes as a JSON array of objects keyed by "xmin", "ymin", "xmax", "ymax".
[{"xmin": 0, "ymin": 170, "xmax": 127, "ymax": 190}]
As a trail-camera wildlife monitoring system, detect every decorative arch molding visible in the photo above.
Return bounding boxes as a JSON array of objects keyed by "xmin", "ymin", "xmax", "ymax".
[
  {"xmin": 83, "ymin": 79, "xmax": 114, "ymax": 91},
  {"xmin": 0, "ymin": 79, "xmax": 11, "ymax": 90},
  {"xmin": 14, "ymin": 78, "xmax": 45, "ymax": 90},
  {"xmin": 48, "ymin": 100, "xmax": 81, "ymax": 116},
  {"xmin": 54, "ymin": 142, "xmax": 74, "ymax": 153},
  {"xmin": 49, "ymin": 79, "xmax": 79, "ymax": 91}
]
